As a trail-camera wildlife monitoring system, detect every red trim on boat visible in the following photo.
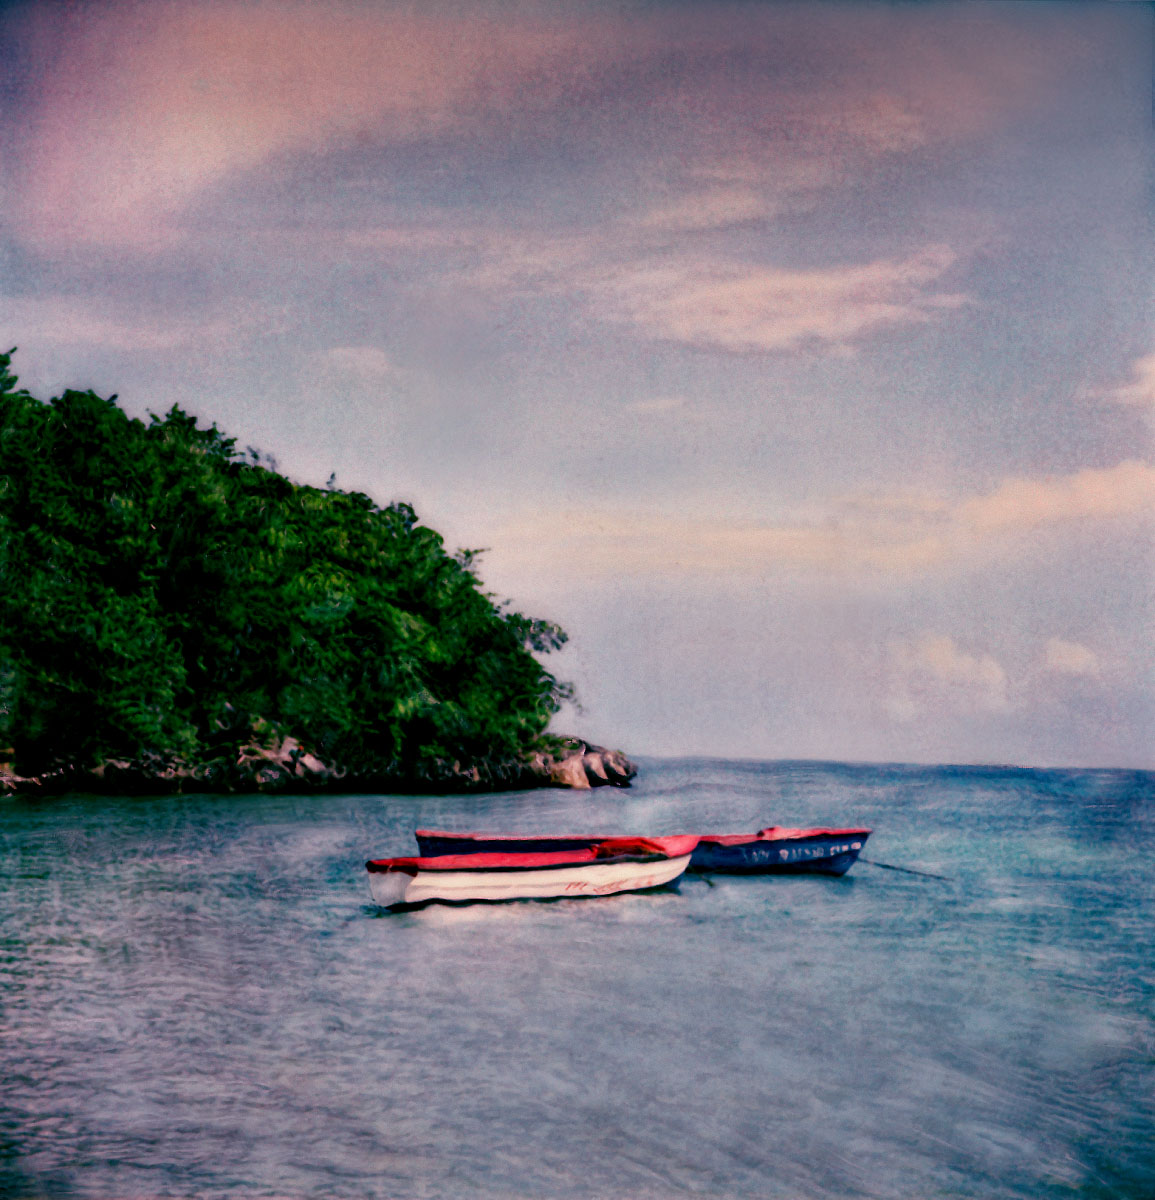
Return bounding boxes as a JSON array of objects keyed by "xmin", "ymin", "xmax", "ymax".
[
  {"xmin": 593, "ymin": 835, "xmax": 698, "ymax": 858},
  {"xmin": 414, "ymin": 828, "xmax": 584, "ymax": 842},
  {"xmin": 697, "ymin": 826, "xmax": 872, "ymax": 846},
  {"xmin": 368, "ymin": 849, "xmax": 598, "ymax": 873},
  {"xmin": 366, "ymin": 835, "xmax": 697, "ymax": 874},
  {"xmin": 415, "ymin": 827, "xmax": 870, "ymax": 849}
]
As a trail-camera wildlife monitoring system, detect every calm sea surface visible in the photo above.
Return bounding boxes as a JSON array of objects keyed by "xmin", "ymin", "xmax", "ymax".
[{"xmin": 2, "ymin": 759, "xmax": 1153, "ymax": 1199}]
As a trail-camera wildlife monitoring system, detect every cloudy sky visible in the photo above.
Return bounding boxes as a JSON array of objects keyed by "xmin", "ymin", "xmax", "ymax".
[{"xmin": 2, "ymin": 0, "xmax": 1152, "ymax": 768}]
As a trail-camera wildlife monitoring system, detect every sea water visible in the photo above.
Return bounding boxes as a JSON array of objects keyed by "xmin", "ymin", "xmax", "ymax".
[{"xmin": 2, "ymin": 759, "xmax": 1153, "ymax": 1199}]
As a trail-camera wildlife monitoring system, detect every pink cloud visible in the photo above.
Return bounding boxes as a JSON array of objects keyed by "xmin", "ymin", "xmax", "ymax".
[
  {"xmin": 1043, "ymin": 638, "xmax": 1101, "ymax": 678},
  {"xmin": 1101, "ymin": 354, "xmax": 1155, "ymax": 408},
  {"xmin": 8, "ymin": 2, "xmax": 1096, "ymax": 252},
  {"xmin": 13, "ymin": 2, "xmax": 598, "ymax": 248},
  {"xmin": 418, "ymin": 226, "xmax": 967, "ymax": 353},
  {"xmin": 960, "ymin": 460, "xmax": 1155, "ymax": 532},
  {"xmin": 886, "ymin": 634, "xmax": 1011, "ymax": 719},
  {"xmin": 591, "ymin": 245, "xmax": 967, "ymax": 352},
  {"xmin": 474, "ymin": 456, "xmax": 1155, "ymax": 586}
]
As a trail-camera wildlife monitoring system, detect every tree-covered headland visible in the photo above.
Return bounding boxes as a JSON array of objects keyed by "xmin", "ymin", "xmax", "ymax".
[{"xmin": 0, "ymin": 350, "xmax": 633, "ymax": 793}]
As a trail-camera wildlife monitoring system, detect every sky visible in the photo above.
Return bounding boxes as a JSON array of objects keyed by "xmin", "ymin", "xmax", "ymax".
[{"xmin": 1, "ymin": 0, "xmax": 1152, "ymax": 769}]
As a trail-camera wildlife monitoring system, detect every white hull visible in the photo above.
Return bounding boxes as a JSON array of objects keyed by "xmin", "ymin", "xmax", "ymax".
[{"xmin": 368, "ymin": 853, "xmax": 691, "ymax": 908}]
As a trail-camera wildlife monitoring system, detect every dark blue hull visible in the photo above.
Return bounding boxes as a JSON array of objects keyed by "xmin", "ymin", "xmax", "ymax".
[
  {"xmin": 689, "ymin": 833, "xmax": 869, "ymax": 876},
  {"xmin": 416, "ymin": 833, "xmax": 597, "ymax": 857}
]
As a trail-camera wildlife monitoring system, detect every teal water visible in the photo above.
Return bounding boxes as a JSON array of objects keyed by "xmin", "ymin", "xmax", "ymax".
[{"xmin": 2, "ymin": 759, "xmax": 1153, "ymax": 1199}]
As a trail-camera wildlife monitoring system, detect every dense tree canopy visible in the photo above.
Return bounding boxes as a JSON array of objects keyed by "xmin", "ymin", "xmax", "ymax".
[{"xmin": 0, "ymin": 350, "xmax": 571, "ymax": 784}]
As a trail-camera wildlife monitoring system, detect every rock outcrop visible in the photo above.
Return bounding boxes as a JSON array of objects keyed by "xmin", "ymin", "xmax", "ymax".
[
  {"xmin": 525, "ymin": 738, "xmax": 637, "ymax": 790},
  {"xmin": 0, "ymin": 735, "xmax": 636, "ymax": 796}
]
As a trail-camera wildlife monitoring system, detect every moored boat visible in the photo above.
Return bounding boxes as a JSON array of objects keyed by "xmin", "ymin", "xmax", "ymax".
[
  {"xmin": 689, "ymin": 827, "xmax": 871, "ymax": 875},
  {"xmin": 414, "ymin": 825, "xmax": 871, "ymax": 876},
  {"xmin": 366, "ymin": 835, "xmax": 698, "ymax": 909}
]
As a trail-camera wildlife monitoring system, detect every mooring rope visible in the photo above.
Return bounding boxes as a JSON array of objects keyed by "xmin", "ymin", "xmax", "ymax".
[{"xmin": 859, "ymin": 857, "xmax": 952, "ymax": 881}]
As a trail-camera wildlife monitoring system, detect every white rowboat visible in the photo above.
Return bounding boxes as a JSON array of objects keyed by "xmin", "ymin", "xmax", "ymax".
[{"xmin": 366, "ymin": 835, "xmax": 698, "ymax": 909}]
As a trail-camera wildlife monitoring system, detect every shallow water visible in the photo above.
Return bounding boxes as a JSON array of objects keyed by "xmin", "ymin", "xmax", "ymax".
[{"xmin": 2, "ymin": 759, "xmax": 1153, "ymax": 1199}]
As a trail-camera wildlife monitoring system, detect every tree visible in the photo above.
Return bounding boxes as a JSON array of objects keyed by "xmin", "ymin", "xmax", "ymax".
[{"xmin": 0, "ymin": 350, "xmax": 571, "ymax": 784}]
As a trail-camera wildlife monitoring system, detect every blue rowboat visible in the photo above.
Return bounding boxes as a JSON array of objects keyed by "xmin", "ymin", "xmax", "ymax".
[
  {"xmin": 689, "ymin": 827, "xmax": 871, "ymax": 875},
  {"xmin": 414, "ymin": 826, "xmax": 871, "ymax": 876}
]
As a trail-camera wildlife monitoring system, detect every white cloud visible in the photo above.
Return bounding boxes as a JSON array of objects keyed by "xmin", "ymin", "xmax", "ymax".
[
  {"xmin": 588, "ymin": 245, "xmax": 967, "ymax": 353},
  {"xmin": 1043, "ymin": 638, "xmax": 1100, "ymax": 678},
  {"xmin": 959, "ymin": 460, "xmax": 1155, "ymax": 532},
  {"xmin": 1101, "ymin": 353, "xmax": 1155, "ymax": 408},
  {"xmin": 446, "ymin": 230, "xmax": 592, "ymax": 291},
  {"xmin": 886, "ymin": 634, "xmax": 1010, "ymax": 720},
  {"xmin": 481, "ymin": 507, "xmax": 933, "ymax": 580},
  {"xmin": 476, "ymin": 457, "xmax": 1155, "ymax": 586},
  {"xmin": 454, "ymin": 233, "xmax": 969, "ymax": 355}
]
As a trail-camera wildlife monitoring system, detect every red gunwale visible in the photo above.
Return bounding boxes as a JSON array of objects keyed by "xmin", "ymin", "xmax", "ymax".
[
  {"xmin": 414, "ymin": 827, "xmax": 870, "ymax": 849},
  {"xmin": 415, "ymin": 828, "xmax": 594, "ymax": 843},
  {"xmin": 696, "ymin": 826, "xmax": 872, "ymax": 847},
  {"xmin": 367, "ymin": 835, "xmax": 698, "ymax": 874}
]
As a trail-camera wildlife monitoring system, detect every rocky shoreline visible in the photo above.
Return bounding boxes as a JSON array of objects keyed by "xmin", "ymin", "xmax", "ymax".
[{"xmin": 0, "ymin": 736, "xmax": 637, "ymax": 797}]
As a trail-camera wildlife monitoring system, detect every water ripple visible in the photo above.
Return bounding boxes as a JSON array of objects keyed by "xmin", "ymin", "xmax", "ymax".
[{"xmin": 2, "ymin": 764, "xmax": 1153, "ymax": 1197}]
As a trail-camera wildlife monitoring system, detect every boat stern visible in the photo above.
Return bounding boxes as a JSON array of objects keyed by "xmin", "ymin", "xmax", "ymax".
[{"xmin": 366, "ymin": 861, "xmax": 417, "ymax": 907}]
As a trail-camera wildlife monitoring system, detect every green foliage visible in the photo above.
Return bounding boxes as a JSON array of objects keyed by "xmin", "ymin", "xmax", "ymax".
[{"xmin": 0, "ymin": 349, "xmax": 570, "ymax": 778}]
